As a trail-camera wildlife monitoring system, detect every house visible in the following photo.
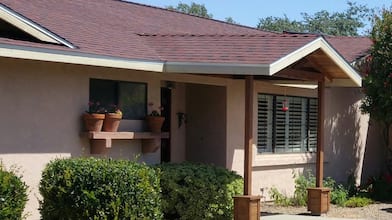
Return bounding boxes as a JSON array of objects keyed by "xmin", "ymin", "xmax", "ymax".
[{"xmin": 0, "ymin": 0, "xmax": 382, "ymax": 218}]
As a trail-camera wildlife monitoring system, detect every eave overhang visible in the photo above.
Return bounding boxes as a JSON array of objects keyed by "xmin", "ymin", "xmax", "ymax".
[
  {"xmin": 0, "ymin": 37, "xmax": 362, "ymax": 88},
  {"xmin": 0, "ymin": 4, "xmax": 75, "ymax": 48},
  {"xmin": 0, "ymin": 43, "xmax": 164, "ymax": 72}
]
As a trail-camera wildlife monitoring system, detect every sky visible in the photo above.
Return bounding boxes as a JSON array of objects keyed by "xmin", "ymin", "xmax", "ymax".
[{"xmin": 129, "ymin": 0, "xmax": 391, "ymax": 30}]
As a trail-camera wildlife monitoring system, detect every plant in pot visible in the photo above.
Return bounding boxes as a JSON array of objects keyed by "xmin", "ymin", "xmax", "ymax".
[
  {"xmin": 103, "ymin": 104, "xmax": 122, "ymax": 132},
  {"xmin": 83, "ymin": 101, "xmax": 106, "ymax": 132},
  {"xmin": 145, "ymin": 102, "xmax": 164, "ymax": 133}
]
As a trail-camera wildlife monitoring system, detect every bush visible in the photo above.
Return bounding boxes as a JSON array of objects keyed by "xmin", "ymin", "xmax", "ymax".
[
  {"xmin": 366, "ymin": 173, "xmax": 392, "ymax": 201},
  {"xmin": 39, "ymin": 158, "xmax": 162, "ymax": 219},
  {"xmin": 344, "ymin": 197, "xmax": 373, "ymax": 208},
  {"xmin": 269, "ymin": 187, "xmax": 292, "ymax": 206},
  {"xmin": 270, "ymin": 171, "xmax": 349, "ymax": 207},
  {"xmin": 157, "ymin": 162, "xmax": 243, "ymax": 220},
  {"xmin": 0, "ymin": 164, "xmax": 28, "ymax": 219}
]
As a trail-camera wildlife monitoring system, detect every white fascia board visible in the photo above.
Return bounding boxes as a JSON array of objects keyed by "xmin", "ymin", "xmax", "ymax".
[
  {"xmin": 0, "ymin": 44, "xmax": 164, "ymax": 72},
  {"xmin": 270, "ymin": 37, "xmax": 362, "ymax": 87},
  {"xmin": 0, "ymin": 4, "xmax": 75, "ymax": 48},
  {"xmin": 318, "ymin": 37, "xmax": 362, "ymax": 87},
  {"xmin": 164, "ymin": 61, "xmax": 270, "ymax": 75}
]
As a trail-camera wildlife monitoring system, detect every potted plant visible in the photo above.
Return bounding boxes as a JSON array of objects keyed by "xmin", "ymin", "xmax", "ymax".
[
  {"xmin": 103, "ymin": 104, "xmax": 122, "ymax": 132},
  {"xmin": 145, "ymin": 102, "xmax": 164, "ymax": 133},
  {"xmin": 83, "ymin": 101, "xmax": 106, "ymax": 132}
]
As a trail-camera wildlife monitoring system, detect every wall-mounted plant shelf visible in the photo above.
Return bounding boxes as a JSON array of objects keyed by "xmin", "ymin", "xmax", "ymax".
[{"xmin": 86, "ymin": 131, "xmax": 169, "ymax": 154}]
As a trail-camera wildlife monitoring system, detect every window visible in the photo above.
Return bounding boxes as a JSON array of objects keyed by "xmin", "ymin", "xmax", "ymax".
[
  {"xmin": 89, "ymin": 79, "xmax": 147, "ymax": 119},
  {"xmin": 257, "ymin": 94, "xmax": 317, "ymax": 153}
]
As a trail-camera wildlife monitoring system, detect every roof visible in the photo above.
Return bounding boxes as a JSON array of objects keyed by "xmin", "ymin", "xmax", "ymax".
[
  {"xmin": 325, "ymin": 36, "xmax": 372, "ymax": 63},
  {"xmin": 0, "ymin": 0, "xmax": 369, "ymax": 87}
]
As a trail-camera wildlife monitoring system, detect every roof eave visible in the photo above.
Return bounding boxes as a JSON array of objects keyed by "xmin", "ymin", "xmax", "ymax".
[
  {"xmin": 0, "ymin": 43, "xmax": 164, "ymax": 72},
  {"xmin": 270, "ymin": 37, "xmax": 362, "ymax": 87},
  {"xmin": 0, "ymin": 4, "xmax": 76, "ymax": 48},
  {"xmin": 164, "ymin": 61, "xmax": 270, "ymax": 75}
]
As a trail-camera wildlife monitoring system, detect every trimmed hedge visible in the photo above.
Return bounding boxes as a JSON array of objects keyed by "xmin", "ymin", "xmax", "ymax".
[
  {"xmin": 0, "ymin": 165, "xmax": 28, "ymax": 219},
  {"xmin": 157, "ymin": 162, "xmax": 243, "ymax": 220},
  {"xmin": 39, "ymin": 158, "xmax": 162, "ymax": 219}
]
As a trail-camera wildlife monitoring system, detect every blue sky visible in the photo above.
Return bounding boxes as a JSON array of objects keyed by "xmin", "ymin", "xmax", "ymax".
[{"xmin": 129, "ymin": 0, "xmax": 391, "ymax": 29}]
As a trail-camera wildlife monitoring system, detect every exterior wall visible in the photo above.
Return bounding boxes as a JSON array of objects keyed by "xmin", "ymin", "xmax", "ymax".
[
  {"xmin": 0, "ymin": 56, "xmax": 384, "ymax": 217},
  {"xmin": 0, "ymin": 58, "xmax": 167, "ymax": 219},
  {"xmin": 324, "ymin": 88, "xmax": 384, "ymax": 184},
  {"xmin": 0, "ymin": 57, "xmax": 232, "ymax": 219},
  {"xmin": 250, "ymin": 81, "xmax": 318, "ymax": 198}
]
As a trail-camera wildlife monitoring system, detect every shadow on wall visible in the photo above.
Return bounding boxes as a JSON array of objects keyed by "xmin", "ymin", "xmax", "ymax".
[{"xmin": 325, "ymin": 87, "xmax": 383, "ymax": 185}]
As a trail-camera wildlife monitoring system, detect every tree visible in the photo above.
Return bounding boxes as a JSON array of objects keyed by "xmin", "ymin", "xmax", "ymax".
[
  {"xmin": 166, "ymin": 2, "xmax": 212, "ymax": 19},
  {"xmin": 225, "ymin": 17, "xmax": 239, "ymax": 24},
  {"xmin": 257, "ymin": 1, "xmax": 373, "ymax": 36},
  {"xmin": 361, "ymin": 9, "xmax": 392, "ymax": 173},
  {"xmin": 257, "ymin": 15, "xmax": 305, "ymax": 33}
]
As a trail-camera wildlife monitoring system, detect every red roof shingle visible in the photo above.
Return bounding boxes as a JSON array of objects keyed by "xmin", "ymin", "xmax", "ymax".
[{"xmin": 0, "ymin": 0, "xmax": 371, "ymax": 65}]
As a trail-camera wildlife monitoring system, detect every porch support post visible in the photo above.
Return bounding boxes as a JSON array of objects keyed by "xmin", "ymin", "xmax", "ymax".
[
  {"xmin": 307, "ymin": 79, "xmax": 330, "ymax": 216},
  {"xmin": 316, "ymin": 79, "xmax": 325, "ymax": 187},
  {"xmin": 233, "ymin": 75, "xmax": 261, "ymax": 220},
  {"xmin": 244, "ymin": 75, "xmax": 254, "ymax": 195}
]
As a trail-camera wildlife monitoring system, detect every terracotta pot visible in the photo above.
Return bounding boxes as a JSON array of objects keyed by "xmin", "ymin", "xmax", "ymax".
[
  {"xmin": 83, "ymin": 113, "xmax": 105, "ymax": 131},
  {"xmin": 103, "ymin": 113, "xmax": 122, "ymax": 132},
  {"xmin": 145, "ymin": 116, "xmax": 165, "ymax": 133}
]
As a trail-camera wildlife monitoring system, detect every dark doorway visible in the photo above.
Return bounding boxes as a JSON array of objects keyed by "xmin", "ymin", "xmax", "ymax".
[{"xmin": 161, "ymin": 87, "xmax": 171, "ymax": 163}]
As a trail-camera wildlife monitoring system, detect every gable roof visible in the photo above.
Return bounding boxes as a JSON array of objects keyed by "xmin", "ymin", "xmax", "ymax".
[{"xmin": 0, "ymin": 0, "xmax": 368, "ymax": 87}]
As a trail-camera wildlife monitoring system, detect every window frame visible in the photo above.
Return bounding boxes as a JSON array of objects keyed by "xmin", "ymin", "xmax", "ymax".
[
  {"xmin": 257, "ymin": 93, "xmax": 318, "ymax": 154},
  {"xmin": 89, "ymin": 78, "xmax": 147, "ymax": 120}
]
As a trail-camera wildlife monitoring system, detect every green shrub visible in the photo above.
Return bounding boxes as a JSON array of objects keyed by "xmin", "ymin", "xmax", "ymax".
[
  {"xmin": 367, "ymin": 173, "xmax": 392, "ymax": 202},
  {"xmin": 157, "ymin": 162, "xmax": 243, "ymax": 220},
  {"xmin": 0, "ymin": 164, "xmax": 28, "ymax": 219},
  {"xmin": 270, "ymin": 171, "xmax": 349, "ymax": 207},
  {"xmin": 292, "ymin": 171, "xmax": 315, "ymax": 206},
  {"xmin": 39, "ymin": 158, "xmax": 162, "ymax": 219},
  {"xmin": 344, "ymin": 197, "xmax": 373, "ymax": 207},
  {"xmin": 269, "ymin": 187, "xmax": 292, "ymax": 206}
]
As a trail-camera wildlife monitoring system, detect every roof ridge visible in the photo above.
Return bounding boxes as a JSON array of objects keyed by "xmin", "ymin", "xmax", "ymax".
[
  {"xmin": 137, "ymin": 33, "xmax": 316, "ymax": 38},
  {"xmin": 120, "ymin": 0, "xmax": 275, "ymax": 34}
]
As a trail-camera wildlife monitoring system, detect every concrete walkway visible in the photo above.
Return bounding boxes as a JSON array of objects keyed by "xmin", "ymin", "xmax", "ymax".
[{"xmin": 261, "ymin": 214, "xmax": 364, "ymax": 220}]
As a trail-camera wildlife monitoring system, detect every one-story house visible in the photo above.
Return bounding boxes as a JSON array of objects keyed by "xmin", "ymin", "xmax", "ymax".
[{"xmin": 0, "ymin": 0, "xmax": 382, "ymax": 218}]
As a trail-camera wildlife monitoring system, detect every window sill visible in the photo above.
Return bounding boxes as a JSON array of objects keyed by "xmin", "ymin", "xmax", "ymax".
[{"xmin": 253, "ymin": 152, "xmax": 321, "ymax": 167}]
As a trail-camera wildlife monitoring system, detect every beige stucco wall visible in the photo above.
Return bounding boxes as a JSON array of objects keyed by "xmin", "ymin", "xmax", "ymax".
[
  {"xmin": 0, "ymin": 56, "xmax": 384, "ymax": 217},
  {"xmin": 0, "ymin": 57, "xmax": 233, "ymax": 218}
]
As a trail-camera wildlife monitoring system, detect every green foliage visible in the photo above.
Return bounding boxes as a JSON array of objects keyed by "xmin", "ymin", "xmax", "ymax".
[
  {"xmin": 257, "ymin": 1, "xmax": 373, "ymax": 36},
  {"xmin": 292, "ymin": 171, "xmax": 315, "ymax": 206},
  {"xmin": 258, "ymin": 15, "xmax": 305, "ymax": 33},
  {"xmin": 269, "ymin": 187, "xmax": 292, "ymax": 206},
  {"xmin": 366, "ymin": 173, "xmax": 392, "ymax": 201},
  {"xmin": 157, "ymin": 162, "xmax": 243, "ymax": 220},
  {"xmin": 166, "ymin": 2, "xmax": 212, "ymax": 18},
  {"xmin": 39, "ymin": 158, "xmax": 162, "ymax": 220},
  {"xmin": 344, "ymin": 197, "xmax": 373, "ymax": 207},
  {"xmin": 270, "ymin": 171, "xmax": 350, "ymax": 207},
  {"xmin": 361, "ymin": 9, "xmax": 392, "ymax": 171},
  {"xmin": 0, "ymin": 165, "xmax": 28, "ymax": 219}
]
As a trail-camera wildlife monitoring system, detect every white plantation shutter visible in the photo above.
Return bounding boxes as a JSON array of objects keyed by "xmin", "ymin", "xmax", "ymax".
[{"xmin": 257, "ymin": 94, "xmax": 318, "ymax": 153}]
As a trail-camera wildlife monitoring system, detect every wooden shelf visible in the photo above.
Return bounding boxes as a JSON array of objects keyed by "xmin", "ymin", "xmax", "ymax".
[{"xmin": 85, "ymin": 131, "xmax": 169, "ymax": 154}]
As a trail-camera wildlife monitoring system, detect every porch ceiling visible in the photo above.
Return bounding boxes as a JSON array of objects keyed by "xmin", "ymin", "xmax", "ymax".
[{"xmin": 273, "ymin": 48, "xmax": 356, "ymax": 87}]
